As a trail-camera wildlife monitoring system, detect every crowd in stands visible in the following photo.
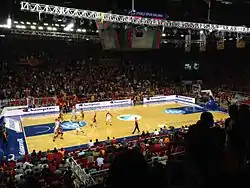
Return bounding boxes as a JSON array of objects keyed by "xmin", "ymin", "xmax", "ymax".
[
  {"xmin": 1, "ymin": 106, "xmax": 250, "ymax": 188},
  {"xmin": 0, "ymin": 147, "xmax": 75, "ymax": 188},
  {"xmin": 1, "ymin": 37, "xmax": 250, "ymax": 108}
]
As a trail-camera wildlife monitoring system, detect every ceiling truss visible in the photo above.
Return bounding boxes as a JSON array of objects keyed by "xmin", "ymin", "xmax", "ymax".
[{"xmin": 20, "ymin": 1, "xmax": 250, "ymax": 33}]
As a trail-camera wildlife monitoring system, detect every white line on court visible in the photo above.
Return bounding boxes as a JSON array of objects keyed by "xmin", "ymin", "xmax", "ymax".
[
  {"xmin": 20, "ymin": 116, "xmax": 30, "ymax": 154},
  {"xmin": 35, "ymin": 126, "xmax": 51, "ymax": 134}
]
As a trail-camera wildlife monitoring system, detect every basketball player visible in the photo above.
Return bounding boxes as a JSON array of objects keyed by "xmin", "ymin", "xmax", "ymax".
[
  {"xmin": 91, "ymin": 112, "xmax": 97, "ymax": 127},
  {"xmin": 106, "ymin": 111, "xmax": 113, "ymax": 126},
  {"xmin": 53, "ymin": 119, "xmax": 63, "ymax": 142},
  {"xmin": 132, "ymin": 117, "xmax": 140, "ymax": 134},
  {"xmin": 80, "ymin": 110, "xmax": 85, "ymax": 120},
  {"xmin": 59, "ymin": 111, "xmax": 64, "ymax": 122},
  {"xmin": 76, "ymin": 122, "xmax": 84, "ymax": 135},
  {"xmin": 71, "ymin": 106, "xmax": 77, "ymax": 122}
]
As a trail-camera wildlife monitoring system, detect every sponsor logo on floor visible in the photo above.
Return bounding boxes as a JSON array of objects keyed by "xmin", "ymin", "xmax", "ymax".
[
  {"xmin": 61, "ymin": 121, "xmax": 87, "ymax": 130},
  {"xmin": 117, "ymin": 114, "xmax": 142, "ymax": 121}
]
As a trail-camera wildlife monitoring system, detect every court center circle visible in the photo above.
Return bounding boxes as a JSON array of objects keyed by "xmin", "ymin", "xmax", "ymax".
[
  {"xmin": 117, "ymin": 114, "xmax": 142, "ymax": 121},
  {"xmin": 61, "ymin": 121, "xmax": 87, "ymax": 130}
]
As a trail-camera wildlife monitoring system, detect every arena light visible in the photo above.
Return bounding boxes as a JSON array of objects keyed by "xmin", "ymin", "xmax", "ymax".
[
  {"xmin": 6, "ymin": 18, "xmax": 12, "ymax": 29},
  {"xmin": 64, "ymin": 23, "xmax": 74, "ymax": 31},
  {"xmin": 162, "ymin": 33, "xmax": 166, "ymax": 37},
  {"xmin": 38, "ymin": 26, "xmax": 43, "ymax": 30},
  {"xmin": 16, "ymin": 25, "xmax": 26, "ymax": 29},
  {"xmin": 30, "ymin": 25, "xmax": 36, "ymax": 29}
]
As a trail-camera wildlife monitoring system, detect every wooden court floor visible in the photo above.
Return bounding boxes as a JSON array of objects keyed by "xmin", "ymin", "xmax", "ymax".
[{"xmin": 22, "ymin": 103, "xmax": 229, "ymax": 152}]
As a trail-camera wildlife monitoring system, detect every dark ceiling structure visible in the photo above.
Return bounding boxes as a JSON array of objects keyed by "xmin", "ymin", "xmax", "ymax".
[
  {"xmin": 0, "ymin": 0, "xmax": 250, "ymax": 47},
  {"xmin": 1, "ymin": 0, "xmax": 250, "ymax": 26}
]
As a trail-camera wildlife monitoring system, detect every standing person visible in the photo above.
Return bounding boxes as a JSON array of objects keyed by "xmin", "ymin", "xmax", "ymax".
[
  {"xmin": 59, "ymin": 110, "xmax": 64, "ymax": 122},
  {"xmin": 1, "ymin": 126, "xmax": 8, "ymax": 154},
  {"xmin": 71, "ymin": 106, "xmax": 77, "ymax": 122},
  {"xmin": 76, "ymin": 122, "xmax": 84, "ymax": 135},
  {"xmin": 80, "ymin": 110, "xmax": 85, "ymax": 121},
  {"xmin": 106, "ymin": 112, "xmax": 113, "ymax": 126},
  {"xmin": 91, "ymin": 112, "xmax": 97, "ymax": 127},
  {"xmin": 132, "ymin": 117, "xmax": 140, "ymax": 134}
]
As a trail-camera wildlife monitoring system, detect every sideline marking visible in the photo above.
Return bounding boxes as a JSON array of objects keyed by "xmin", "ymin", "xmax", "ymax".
[{"xmin": 20, "ymin": 116, "xmax": 30, "ymax": 154}]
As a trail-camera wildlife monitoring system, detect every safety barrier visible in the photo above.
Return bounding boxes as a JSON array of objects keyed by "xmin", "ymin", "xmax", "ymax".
[
  {"xmin": 2, "ymin": 106, "xmax": 60, "ymax": 117},
  {"xmin": 76, "ymin": 99, "xmax": 132, "ymax": 111},
  {"xmin": 1, "ymin": 95, "xmax": 195, "ymax": 117},
  {"xmin": 68, "ymin": 157, "xmax": 96, "ymax": 187},
  {"xmin": 0, "ymin": 97, "xmax": 56, "ymax": 108},
  {"xmin": 143, "ymin": 95, "xmax": 195, "ymax": 104}
]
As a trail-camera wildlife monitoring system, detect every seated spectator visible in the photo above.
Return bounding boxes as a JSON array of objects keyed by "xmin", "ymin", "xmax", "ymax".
[
  {"xmin": 106, "ymin": 137, "xmax": 111, "ymax": 145},
  {"xmin": 94, "ymin": 139, "xmax": 99, "ymax": 146},
  {"xmin": 78, "ymin": 150, "xmax": 85, "ymax": 157},
  {"xmin": 141, "ymin": 131, "xmax": 146, "ymax": 137},
  {"xmin": 85, "ymin": 149, "xmax": 94, "ymax": 163},
  {"xmin": 153, "ymin": 129, "xmax": 159, "ymax": 136},
  {"xmin": 96, "ymin": 155, "xmax": 104, "ymax": 168},
  {"xmin": 159, "ymin": 128, "xmax": 164, "ymax": 135},
  {"xmin": 111, "ymin": 137, "xmax": 117, "ymax": 144},
  {"xmin": 88, "ymin": 140, "xmax": 94, "ymax": 148}
]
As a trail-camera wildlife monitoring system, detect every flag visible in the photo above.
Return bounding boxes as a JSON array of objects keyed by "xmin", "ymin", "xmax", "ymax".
[
  {"xmin": 216, "ymin": 31, "xmax": 224, "ymax": 50},
  {"xmin": 236, "ymin": 33, "xmax": 245, "ymax": 48},
  {"xmin": 19, "ymin": 58, "xmax": 40, "ymax": 66},
  {"xmin": 199, "ymin": 31, "xmax": 206, "ymax": 52},
  {"xmin": 185, "ymin": 31, "xmax": 191, "ymax": 52},
  {"xmin": 217, "ymin": 38, "xmax": 224, "ymax": 50}
]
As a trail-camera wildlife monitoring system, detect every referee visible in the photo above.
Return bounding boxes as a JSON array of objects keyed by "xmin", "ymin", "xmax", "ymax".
[{"xmin": 132, "ymin": 117, "xmax": 140, "ymax": 134}]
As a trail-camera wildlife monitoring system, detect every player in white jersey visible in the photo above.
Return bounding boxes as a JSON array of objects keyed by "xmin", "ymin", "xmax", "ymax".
[
  {"xmin": 54, "ymin": 119, "xmax": 60, "ymax": 133},
  {"xmin": 76, "ymin": 122, "xmax": 84, "ymax": 135},
  {"xmin": 71, "ymin": 106, "xmax": 77, "ymax": 121},
  {"xmin": 106, "ymin": 112, "xmax": 113, "ymax": 126},
  {"xmin": 53, "ymin": 119, "xmax": 63, "ymax": 141}
]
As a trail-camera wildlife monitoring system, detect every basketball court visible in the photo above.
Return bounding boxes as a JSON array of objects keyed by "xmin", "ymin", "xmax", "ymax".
[{"xmin": 21, "ymin": 102, "xmax": 228, "ymax": 153}]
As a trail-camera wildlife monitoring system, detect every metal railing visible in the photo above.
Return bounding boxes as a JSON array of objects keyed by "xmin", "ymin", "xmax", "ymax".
[
  {"xmin": 68, "ymin": 157, "xmax": 96, "ymax": 187},
  {"xmin": 0, "ymin": 96, "xmax": 57, "ymax": 108}
]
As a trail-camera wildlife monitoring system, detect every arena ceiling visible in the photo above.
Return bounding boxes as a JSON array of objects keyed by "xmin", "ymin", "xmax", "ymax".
[{"xmin": 1, "ymin": 0, "xmax": 250, "ymax": 26}]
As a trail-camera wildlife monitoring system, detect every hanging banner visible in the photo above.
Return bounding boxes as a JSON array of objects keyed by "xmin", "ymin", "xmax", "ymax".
[
  {"xmin": 131, "ymin": 27, "xmax": 160, "ymax": 49},
  {"xmin": 95, "ymin": 21, "xmax": 120, "ymax": 50},
  {"xmin": 236, "ymin": 34, "xmax": 245, "ymax": 49},
  {"xmin": 199, "ymin": 31, "xmax": 206, "ymax": 52},
  {"xmin": 217, "ymin": 32, "xmax": 224, "ymax": 50},
  {"xmin": 185, "ymin": 30, "xmax": 191, "ymax": 52}
]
